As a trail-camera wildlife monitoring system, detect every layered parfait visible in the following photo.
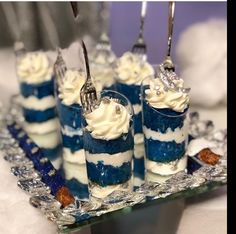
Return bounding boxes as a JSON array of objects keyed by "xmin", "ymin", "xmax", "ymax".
[
  {"xmin": 17, "ymin": 52, "xmax": 61, "ymax": 167},
  {"xmin": 142, "ymin": 68, "xmax": 190, "ymax": 182},
  {"xmin": 115, "ymin": 52, "xmax": 154, "ymax": 183},
  {"xmin": 57, "ymin": 69, "xmax": 86, "ymax": 164},
  {"xmin": 83, "ymin": 91, "xmax": 134, "ymax": 199}
]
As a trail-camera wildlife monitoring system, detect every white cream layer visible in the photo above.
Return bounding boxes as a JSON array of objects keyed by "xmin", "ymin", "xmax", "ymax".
[
  {"xmin": 133, "ymin": 104, "xmax": 142, "ymax": 115},
  {"xmin": 133, "ymin": 176, "xmax": 145, "ymax": 187},
  {"xmin": 63, "ymin": 161, "xmax": 88, "ymax": 184},
  {"xmin": 63, "ymin": 148, "xmax": 85, "ymax": 164},
  {"xmin": 143, "ymin": 120, "xmax": 188, "ymax": 144},
  {"xmin": 23, "ymin": 118, "xmax": 59, "ymax": 134},
  {"xmin": 134, "ymin": 143, "xmax": 144, "ymax": 159},
  {"xmin": 28, "ymin": 130, "xmax": 61, "ymax": 149},
  {"xmin": 85, "ymin": 150, "xmax": 133, "ymax": 167},
  {"xmin": 61, "ymin": 125, "xmax": 83, "ymax": 137},
  {"xmin": 89, "ymin": 178, "xmax": 132, "ymax": 199},
  {"xmin": 21, "ymin": 95, "xmax": 56, "ymax": 111},
  {"xmin": 145, "ymin": 156, "xmax": 187, "ymax": 176},
  {"xmin": 145, "ymin": 171, "xmax": 172, "ymax": 184},
  {"xmin": 51, "ymin": 157, "xmax": 62, "ymax": 170},
  {"xmin": 134, "ymin": 134, "xmax": 144, "ymax": 159}
]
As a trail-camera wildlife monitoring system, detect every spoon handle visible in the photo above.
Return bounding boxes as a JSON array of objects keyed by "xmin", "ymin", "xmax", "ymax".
[
  {"xmin": 81, "ymin": 41, "xmax": 91, "ymax": 80},
  {"xmin": 167, "ymin": 1, "xmax": 175, "ymax": 57},
  {"xmin": 139, "ymin": 1, "xmax": 147, "ymax": 37}
]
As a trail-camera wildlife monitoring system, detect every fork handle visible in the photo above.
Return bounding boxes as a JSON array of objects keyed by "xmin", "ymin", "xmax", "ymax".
[
  {"xmin": 81, "ymin": 41, "xmax": 91, "ymax": 80},
  {"xmin": 139, "ymin": 1, "xmax": 147, "ymax": 38},
  {"xmin": 167, "ymin": 1, "xmax": 175, "ymax": 57}
]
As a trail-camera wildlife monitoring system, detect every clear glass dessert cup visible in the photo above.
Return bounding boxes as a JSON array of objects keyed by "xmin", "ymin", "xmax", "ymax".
[
  {"xmin": 141, "ymin": 76, "xmax": 189, "ymax": 183},
  {"xmin": 17, "ymin": 54, "xmax": 62, "ymax": 166},
  {"xmin": 55, "ymin": 95, "xmax": 85, "ymax": 165},
  {"xmin": 82, "ymin": 90, "xmax": 134, "ymax": 200}
]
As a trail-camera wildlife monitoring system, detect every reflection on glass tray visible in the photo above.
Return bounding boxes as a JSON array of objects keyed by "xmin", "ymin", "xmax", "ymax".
[{"xmin": 0, "ymin": 95, "xmax": 227, "ymax": 233}]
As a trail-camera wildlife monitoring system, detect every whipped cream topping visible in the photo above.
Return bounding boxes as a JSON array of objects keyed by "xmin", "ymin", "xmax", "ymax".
[
  {"xmin": 58, "ymin": 69, "xmax": 86, "ymax": 106},
  {"xmin": 145, "ymin": 78, "xmax": 190, "ymax": 112},
  {"xmin": 115, "ymin": 52, "xmax": 154, "ymax": 85},
  {"xmin": 85, "ymin": 98, "xmax": 131, "ymax": 140},
  {"xmin": 17, "ymin": 52, "xmax": 53, "ymax": 84},
  {"xmin": 91, "ymin": 64, "xmax": 115, "ymax": 88}
]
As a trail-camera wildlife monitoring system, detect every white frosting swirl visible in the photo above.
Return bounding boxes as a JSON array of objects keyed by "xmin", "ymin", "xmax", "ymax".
[
  {"xmin": 17, "ymin": 52, "xmax": 53, "ymax": 84},
  {"xmin": 91, "ymin": 64, "xmax": 115, "ymax": 89},
  {"xmin": 145, "ymin": 78, "xmax": 190, "ymax": 112},
  {"xmin": 58, "ymin": 70, "xmax": 86, "ymax": 106},
  {"xmin": 85, "ymin": 99, "xmax": 131, "ymax": 140},
  {"xmin": 115, "ymin": 52, "xmax": 154, "ymax": 85}
]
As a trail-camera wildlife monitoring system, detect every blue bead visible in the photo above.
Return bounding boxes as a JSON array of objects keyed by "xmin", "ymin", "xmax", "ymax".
[{"xmin": 42, "ymin": 172, "xmax": 65, "ymax": 195}]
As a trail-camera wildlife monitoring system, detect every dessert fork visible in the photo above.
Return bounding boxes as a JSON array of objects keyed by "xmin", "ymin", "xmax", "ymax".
[
  {"xmin": 131, "ymin": 1, "xmax": 148, "ymax": 61},
  {"xmin": 158, "ymin": 2, "xmax": 190, "ymax": 94},
  {"xmin": 54, "ymin": 48, "xmax": 67, "ymax": 85},
  {"xmin": 80, "ymin": 41, "xmax": 98, "ymax": 113}
]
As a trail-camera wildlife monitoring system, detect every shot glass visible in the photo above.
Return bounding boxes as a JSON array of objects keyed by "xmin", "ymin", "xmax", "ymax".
[
  {"xmin": 141, "ymin": 76, "xmax": 189, "ymax": 182},
  {"xmin": 56, "ymin": 97, "xmax": 85, "ymax": 164},
  {"xmin": 82, "ymin": 90, "xmax": 134, "ymax": 199}
]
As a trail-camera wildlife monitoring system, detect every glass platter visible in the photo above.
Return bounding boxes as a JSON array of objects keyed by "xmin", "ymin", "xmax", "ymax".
[
  {"xmin": 60, "ymin": 180, "xmax": 226, "ymax": 233},
  {"xmin": 0, "ymin": 94, "xmax": 227, "ymax": 233}
]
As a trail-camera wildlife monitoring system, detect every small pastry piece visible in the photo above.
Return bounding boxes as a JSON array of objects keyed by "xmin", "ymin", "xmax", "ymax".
[{"xmin": 198, "ymin": 148, "xmax": 220, "ymax": 166}]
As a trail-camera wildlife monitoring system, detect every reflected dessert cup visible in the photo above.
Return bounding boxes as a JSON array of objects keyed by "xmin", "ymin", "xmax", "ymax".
[
  {"xmin": 141, "ymin": 74, "xmax": 190, "ymax": 183},
  {"xmin": 115, "ymin": 52, "xmax": 154, "ymax": 182},
  {"xmin": 17, "ymin": 51, "xmax": 61, "ymax": 164},
  {"xmin": 56, "ymin": 69, "xmax": 86, "ymax": 164},
  {"xmin": 82, "ymin": 90, "xmax": 134, "ymax": 199},
  {"xmin": 90, "ymin": 49, "xmax": 117, "ymax": 92},
  {"xmin": 62, "ymin": 161, "xmax": 89, "ymax": 200}
]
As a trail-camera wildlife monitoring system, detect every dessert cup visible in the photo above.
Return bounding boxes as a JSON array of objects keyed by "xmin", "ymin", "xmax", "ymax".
[
  {"xmin": 115, "ymin": 53, "xmax": 155, "ymax": 182},
  {"xmin": 82, "ymin": 90, "xmax": 134, "ymax": 199},
  {"xmin": 56, "ymin": 97, "xmax": 85, "ymax": 164},
  {"xmin": 55, "ymin": 69, "xmax": 87, "ymax": 164},
  {"xmin": 141, "ymin": 76, "xmax": 189, "ymax": 180},
  {"xmin": 17, "ymin": 52, "xmax": 61, "ymax": 164}
]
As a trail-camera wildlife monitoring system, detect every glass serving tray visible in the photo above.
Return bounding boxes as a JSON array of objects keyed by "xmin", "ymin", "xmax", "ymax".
[
  {"xmin": 0, "ymin": 95, "xmax": 227, "ymax": 233},
  {"xmin": 60, "ymin": 179, "xmax": 226, "ymax": 233}
]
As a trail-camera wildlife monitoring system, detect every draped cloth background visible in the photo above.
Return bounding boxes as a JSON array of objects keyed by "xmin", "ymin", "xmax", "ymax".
[{"xmin": 0, "ymin": 2, "xmax": 102, "ymax": 50}]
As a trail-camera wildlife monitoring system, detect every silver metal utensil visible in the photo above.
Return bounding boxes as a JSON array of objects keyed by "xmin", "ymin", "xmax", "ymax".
[
  {"xmin": 54, "ymin": 48, "xmax": 67, "ymax": 86},
  {"xmin": 163, "ymin": 1, "xmax": 175, "ymax": 71},
  {"xmin": 131, "ymin": 1, "xmax": 148, "ymax": 61},
  {"xmin": 80, "ymin": 41, "xmax": 98, "ymax": 113}
]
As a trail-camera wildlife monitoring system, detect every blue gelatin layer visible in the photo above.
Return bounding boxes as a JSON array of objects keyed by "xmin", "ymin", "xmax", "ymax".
[
  {"xmin": 23, "ymin": 107, "xmax": 57, "ymax": 123},
  {"xmin": 116, "ymin": 82, "xmax": 141, "ymax": 105},
  {"xmin": 83, "ymin": 129, "xmax": 134, "ymax": 154},
  {"xmin": 144, "ymin": 138, "xmax": 186, "ymax": 162},
  {"xmin": 62, "ymin": 133, "xmax": 83, "ymax": 153},
  {"xmin": 41, "ymin": 145, "xmax": 62, "ymax": 161},
  {"xmin": 66, "ymin": 178, "xmax": 89, "ymax": 199},
  {"xmin": 57, "ymin": 100, "xmax": 82, "ymax": 129},
  {"xmin": 142, "ymin": 99, "xmax": 187, "ymax": 133},
  {"xmin": 133, "ymin": 157, "xmax": 145, "ymax": 177},
  {"xmin": 86, "ymin": 161, "xmax": 131, "ymax": 187},
  {"xmin": 20, "ymin": 79, "xmax": 54, "ymax": 99}
]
